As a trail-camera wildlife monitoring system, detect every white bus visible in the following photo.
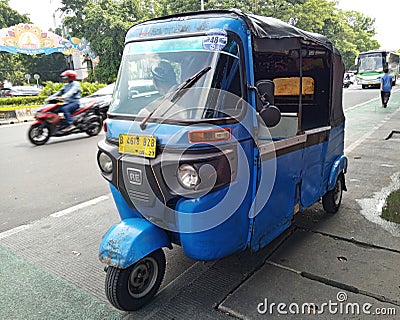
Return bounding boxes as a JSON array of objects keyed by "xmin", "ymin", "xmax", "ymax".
[{"xmin": 355, "ymin": 50, "xmax": 400, "ymax": 89}]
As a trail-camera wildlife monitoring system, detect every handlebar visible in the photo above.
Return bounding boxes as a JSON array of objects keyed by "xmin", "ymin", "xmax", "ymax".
[{"xmin": 45, "ymin": 94, "xmax": 64, "ymax": 104}]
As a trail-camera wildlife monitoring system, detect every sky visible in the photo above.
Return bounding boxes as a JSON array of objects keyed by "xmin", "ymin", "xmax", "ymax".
[
  {"xmin": 336, "ymin": 0, "xmax": 399, "ymax": 50},
  {"xmin": 8, "ymin": 0, "xmax": 62, "ymax": 31},
  {"xmin": 7, "ymin": 0, "xmax": 400, "ymax": 50}
]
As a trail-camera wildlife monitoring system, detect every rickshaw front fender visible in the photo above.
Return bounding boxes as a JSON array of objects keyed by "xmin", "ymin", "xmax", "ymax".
[
  {"xmin": 99, "ymin": 218, "xmax": 172, "ymax": 269},
  {"xmin": 328, "ymin": 155, "xmax": 348, "ymax": 191}
]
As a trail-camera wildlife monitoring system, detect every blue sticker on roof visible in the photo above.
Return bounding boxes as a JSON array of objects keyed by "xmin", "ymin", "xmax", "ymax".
[{"xmin": 203, "ymin": 29, "xmax": 228, "ymax": 51}]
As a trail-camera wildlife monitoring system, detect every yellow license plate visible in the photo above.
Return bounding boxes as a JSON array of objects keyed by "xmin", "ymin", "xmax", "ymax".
[{"xmin": 119, "ymin": 134, "xmax": 156, "ymax": 158}]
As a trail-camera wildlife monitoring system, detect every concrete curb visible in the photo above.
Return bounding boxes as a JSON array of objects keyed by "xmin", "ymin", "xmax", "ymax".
[{"xmin": 0, "ymin": 106, "xmax": 38, "ymax": 125}]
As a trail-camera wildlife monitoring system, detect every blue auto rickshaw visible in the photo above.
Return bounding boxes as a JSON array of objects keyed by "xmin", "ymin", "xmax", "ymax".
[{"xmin": 97, "ymin": 9, "xmax": 348, "ymax": 311}]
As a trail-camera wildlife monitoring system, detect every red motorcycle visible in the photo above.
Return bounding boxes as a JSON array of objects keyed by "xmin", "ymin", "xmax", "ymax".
[{"xmin": 28, "ymin": 95, "xmax": 103, "ymax": 145}]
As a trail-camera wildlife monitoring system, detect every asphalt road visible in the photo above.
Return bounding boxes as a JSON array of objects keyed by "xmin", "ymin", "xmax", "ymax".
[
  {"xmin": 342, "ymin": 83, "xmax": 381, "ymax": 110},
  {"xmin": 0, "ymin": 126, "xmax": 108, "ymax": 232}
]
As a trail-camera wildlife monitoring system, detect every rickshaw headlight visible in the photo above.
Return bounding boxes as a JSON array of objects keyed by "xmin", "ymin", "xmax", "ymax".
[
  {"xmin": 177, "ymin": 164, "xmax": 200, "ymax": 189},
  {"xmin": 98, "ymin": 152, "xmax": 113, "ymax": 174}
]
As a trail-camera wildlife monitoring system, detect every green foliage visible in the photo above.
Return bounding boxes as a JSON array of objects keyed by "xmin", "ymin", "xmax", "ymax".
[
  {"xmin": 40, "ymin": 82, "xmax": 64, "ymax": 97},
  {"xmin": 62, "ymin": 0, "xmax": 150, "ymax": 83},
  {"xmin": 56, "ymin": 0, "xmax": 389, "ymax": 80},
  {"xmin": 80, "ymin": 82, "xmax": 106, "ymax": 96},
  {"xmin": 0, "ymin": 1, "xmax": 31, "ymax": 87},
  {"xmin": 40, "ymin": 81, "xmax": 106, "ymax": 97},
  {"xmin": 0, "ymin": 0, "xmax": 386, "ymax": 84},
  {"xmin": 0, "ymin": 2, "xmax": 67, "ymax": 86},
  {"xmin": 0, "ymin": 0, "xmax": 30, "ymax": 28},
  {"xmin": 381, "ymin": 189, "xmax": 400, "ymax": 224},
  {"xmin": 0, "ymin": 95, "xmax": 44, "ymax": 107}
]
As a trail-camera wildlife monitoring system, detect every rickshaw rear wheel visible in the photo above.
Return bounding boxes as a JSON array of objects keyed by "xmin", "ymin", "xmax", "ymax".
[
  {"xmin": 322, "ymin": 173, "xmax": 344, "ymax": 214},
  {"xmin": 105, "ymin": 248, "xmax": 166, "ymax": 311}
]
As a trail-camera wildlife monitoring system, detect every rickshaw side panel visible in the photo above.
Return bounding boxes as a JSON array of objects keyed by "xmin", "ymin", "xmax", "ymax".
[
  {"xmin": 250, "ymin": 147, "xmax": 302, "ymax": 252},
  {"xmin": 300, "ymin": 129, "xmax": 329, "ymax": 207},
  {"xmin": 322, "ymin": 123, "xmax": 346, "ymax": 193}
]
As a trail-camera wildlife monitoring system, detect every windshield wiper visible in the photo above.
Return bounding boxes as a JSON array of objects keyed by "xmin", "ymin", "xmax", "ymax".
[{"xmin": 140, "ymin": 66, "xmax": 211, "ymax": 130}]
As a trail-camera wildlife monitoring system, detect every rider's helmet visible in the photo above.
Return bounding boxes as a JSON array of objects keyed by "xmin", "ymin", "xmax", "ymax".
[
  {"xmin": 151, "ymin": 61, "xmax": 177, "ymax": 85},
  {"xmin": 60, "ymin": 70, "xmax": 78, "ymax": 81}
]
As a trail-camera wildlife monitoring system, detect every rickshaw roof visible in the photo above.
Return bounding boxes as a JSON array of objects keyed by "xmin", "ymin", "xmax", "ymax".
[
  {"xmin": 126, "ymin": 9, "xmax": 335, "ymax": 52},
  {"xmin": 125, "ymin": 9, "xmax": 344, "ymax": 127}
]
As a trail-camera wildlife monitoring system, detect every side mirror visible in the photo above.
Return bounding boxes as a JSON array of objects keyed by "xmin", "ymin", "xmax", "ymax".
[
  {"xmin": 256, "ymin": 80, "xmax": 275, "ymax": 106},
  {"xmin": 259, "ymin": 105, "xmax": 281, "ymax": 128},
  {"xmin": 255, "ymin": 80, "xmax": 281, "ymax": 127}
]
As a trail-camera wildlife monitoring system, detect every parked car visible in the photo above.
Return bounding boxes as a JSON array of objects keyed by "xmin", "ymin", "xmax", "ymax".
[
  {"xmin": 80, "ymin": 83, "xmax": 115, "ymax": 121},
  {"xmin": 1, "ymin": 86, "xmax": 42, "ymax": 97},
  {"xmin": 0, "ymin": 88, "xmax": 10, "ymax": 97}
]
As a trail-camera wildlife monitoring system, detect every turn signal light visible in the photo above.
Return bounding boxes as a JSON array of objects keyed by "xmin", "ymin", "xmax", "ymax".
[{"xmin": 188, "ymin": 128, "xmax": 231, "ymax": 143}]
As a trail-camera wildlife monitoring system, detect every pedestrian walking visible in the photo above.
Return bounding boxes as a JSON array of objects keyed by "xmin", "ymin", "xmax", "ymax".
[{"xmin": 380, "ymin": 68, "xmax": 393, "ymax": 108}]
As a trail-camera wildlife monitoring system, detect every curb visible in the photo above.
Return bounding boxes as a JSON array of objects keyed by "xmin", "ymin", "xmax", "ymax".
[{"xmin": 0, "ymin": 106, "xmax": 38, "ymax": 125}]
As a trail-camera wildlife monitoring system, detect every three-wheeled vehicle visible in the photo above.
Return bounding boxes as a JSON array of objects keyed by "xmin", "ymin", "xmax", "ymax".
[{"xmin": 97, "ymin": 9, "xmax": 348, "ymax": 311}]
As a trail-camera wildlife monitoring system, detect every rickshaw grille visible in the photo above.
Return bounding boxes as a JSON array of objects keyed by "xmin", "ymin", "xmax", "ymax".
[{"xmin": 128, "ymin": 190, "xmax": 150, "ymax": 203}]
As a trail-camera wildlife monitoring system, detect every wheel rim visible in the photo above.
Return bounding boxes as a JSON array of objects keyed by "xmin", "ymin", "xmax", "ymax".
[
  {"xmin": 128, "ymin": 256, "xmax": 158, "ymax": 298},
  {"xmin": 31, "ymin": 126, "xmax": 50, "ymax": 142},
  {"xmin": 333, "ymin": 178, "xmax": 343, "ymax": 206}
]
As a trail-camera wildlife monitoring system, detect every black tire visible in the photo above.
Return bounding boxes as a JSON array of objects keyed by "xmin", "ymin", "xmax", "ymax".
[
  {"xmin": 322, "ymin": 173, "xmax": 344, "ymax": 214},
  {"xmin": 105, "ymin": 249, "xmax": 166, "ymax": 311},
  {"xmin": 85, "ymin": 117, "xmax": 102, "ymax": 136},
  {"xmin": 28, "ymin": 123, "xmax": 51, "ymax": 145},
  {"xmin": 361, "ymin": 84, "xmax": 366, "ymax": 89}
]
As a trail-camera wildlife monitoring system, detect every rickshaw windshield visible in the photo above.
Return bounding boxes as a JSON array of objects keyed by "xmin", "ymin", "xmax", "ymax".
[{"xmin": 109, "ymin": 34, "xmax": 243, "ymax": 120}]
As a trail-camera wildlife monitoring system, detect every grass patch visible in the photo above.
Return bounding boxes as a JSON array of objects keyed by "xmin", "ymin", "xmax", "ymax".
[{"xmin": 381, "ymin": 189, "xmax": 400, "ymax": 224}]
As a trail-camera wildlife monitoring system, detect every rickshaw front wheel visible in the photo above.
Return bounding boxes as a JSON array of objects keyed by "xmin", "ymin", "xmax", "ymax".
[
  {"xmin": 322, "ymin": 173, "xmax": 344, "ymax": 214},
  {"xmin": 105, "ymin": 248, "xmax": 166, "ymax": 311}
]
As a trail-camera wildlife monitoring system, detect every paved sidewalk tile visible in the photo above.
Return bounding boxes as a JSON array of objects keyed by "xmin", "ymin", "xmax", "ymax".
[
  {"xmin": 269, "ymin": 230, "xmax": 400, "ymax": 305},
  {"xmin": 219, "ymin": 262, "xmax": 398, "ymax": 319},
  {"xmin": 0, "ymin": 244, "xmax": 123, "ymax": 320}
]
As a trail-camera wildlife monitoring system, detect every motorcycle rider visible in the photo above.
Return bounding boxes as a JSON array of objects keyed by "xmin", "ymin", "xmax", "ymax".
[{"xmin": 54, "ymin": 70, "xmax": 81, "ymax": 131}]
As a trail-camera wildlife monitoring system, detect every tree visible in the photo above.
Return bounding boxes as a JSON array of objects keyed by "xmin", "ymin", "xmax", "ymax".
[
  {"xmin": 58, "ymin": 0, "xmax": 382, "ymax": 80},
  {"xmin": 253, "ymin": 0, "xmax": 380, "ymax": 70},
  {"xmin": 0, "ymin": 1, "xmax": 70, "ymax": 85},
  {"xmin": 0, "ymin": 0, "xmax": 29, "ymax": 27},
  {"xmin": 0, "ymin": 0, "xmax": 31, "ymax": 86},
  {"xmin": 61, "ymin": 0, "xmax": 154, "ymax": 82}
]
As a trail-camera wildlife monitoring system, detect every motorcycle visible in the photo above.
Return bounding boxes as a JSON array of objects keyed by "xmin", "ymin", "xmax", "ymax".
[
  {"xmin": 28, "ymin": 95, "xmax": 103, "ymax": 145},
  {"xmin": 93, "ymin": 99, "xmax": 110, "ymax": 122},
  {"xmin": 343, "ymin": 78, "xmax": 352, "ymax": 88}
]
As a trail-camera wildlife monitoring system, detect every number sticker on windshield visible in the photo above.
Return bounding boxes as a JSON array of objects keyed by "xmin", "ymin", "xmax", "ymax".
[{"xmin": 203, "ymin": 29, "xmax": 227, "ymax": 51}]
